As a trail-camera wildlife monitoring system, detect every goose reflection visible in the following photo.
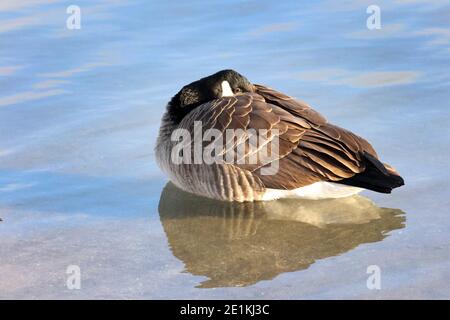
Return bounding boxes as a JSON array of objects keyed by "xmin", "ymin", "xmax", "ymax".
[{"xmin": 158, "ymin": 182, "xmax": 405, "ymax": 288}]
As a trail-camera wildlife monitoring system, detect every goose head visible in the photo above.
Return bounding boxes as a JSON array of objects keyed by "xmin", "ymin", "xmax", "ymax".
[{"xmin": 167, "ymin": 69, "xmax": 254, "ymax": 122}]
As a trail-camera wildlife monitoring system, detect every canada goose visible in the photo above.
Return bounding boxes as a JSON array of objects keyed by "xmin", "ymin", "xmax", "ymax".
[{"xmin": 155, "ymin": 69, "xmax": 404, "ymax": 202}]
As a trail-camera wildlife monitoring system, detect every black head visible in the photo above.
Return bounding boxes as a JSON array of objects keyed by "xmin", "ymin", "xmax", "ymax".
[{"xmin": 167, "ymin": 69, "xmax": 254, "ymax": 122}]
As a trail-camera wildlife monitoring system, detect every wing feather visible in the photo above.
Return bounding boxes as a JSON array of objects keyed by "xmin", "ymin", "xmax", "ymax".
[{"xmin": 178, "ymin": 85, "xmax": 380, "ymax": 190}]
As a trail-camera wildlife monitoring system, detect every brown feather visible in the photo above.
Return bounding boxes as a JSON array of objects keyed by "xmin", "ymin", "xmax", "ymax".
[{"xmin": 178, "ymin": 85, "xmax": 384, "ymax": 191}]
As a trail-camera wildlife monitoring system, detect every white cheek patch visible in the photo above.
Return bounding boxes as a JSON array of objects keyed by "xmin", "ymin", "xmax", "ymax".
[{"xmin": 221, "ymin": 81, "xmax": 234, "ymax": 97}]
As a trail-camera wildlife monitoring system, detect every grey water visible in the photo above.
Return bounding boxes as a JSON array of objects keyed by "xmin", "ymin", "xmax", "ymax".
[{"xmin": 1, "ymin": 0, "xmax": 450, "ymax": 299}]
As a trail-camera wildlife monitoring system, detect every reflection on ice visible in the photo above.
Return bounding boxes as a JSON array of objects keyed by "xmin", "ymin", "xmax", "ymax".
[{"xmin": 159, "ymin": 183, "xmax": 405, "ymax": 288}]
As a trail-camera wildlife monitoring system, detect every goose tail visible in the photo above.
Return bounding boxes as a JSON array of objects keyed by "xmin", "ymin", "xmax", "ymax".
[{"xmin": 336, "ymin": 152, "xmax": 404, "ymax": 194}]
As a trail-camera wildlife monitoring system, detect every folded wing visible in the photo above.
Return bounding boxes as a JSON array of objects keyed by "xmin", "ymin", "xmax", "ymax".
[{"xmin": 178, "ymin": 84, "xmax": 402, "ymax": 192}]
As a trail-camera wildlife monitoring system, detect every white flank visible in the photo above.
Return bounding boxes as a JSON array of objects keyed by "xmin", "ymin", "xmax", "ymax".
[
  {"xmin": 262, "ymin": 182, "xmax": 363, "ymax": 201},
  {"xmin": 221, "ymin": 80, "xmax": 234, "ymax": 97}
]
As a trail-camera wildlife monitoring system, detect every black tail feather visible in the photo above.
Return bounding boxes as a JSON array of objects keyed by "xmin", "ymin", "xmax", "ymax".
[{"xmin": 336, "ymin": 152, "xmax": 404, "ymax": 194}]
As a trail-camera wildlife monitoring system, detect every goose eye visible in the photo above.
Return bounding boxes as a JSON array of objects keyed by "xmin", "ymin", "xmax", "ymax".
[{"xmin": 234, "ymin": 87, "xmax": 242, "ymax": 93}]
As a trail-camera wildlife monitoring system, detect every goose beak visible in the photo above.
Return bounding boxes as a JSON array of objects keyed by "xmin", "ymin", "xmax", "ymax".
[{"xmin": 221, "ymin": 80, "xmax": 234, "ymax": 97}]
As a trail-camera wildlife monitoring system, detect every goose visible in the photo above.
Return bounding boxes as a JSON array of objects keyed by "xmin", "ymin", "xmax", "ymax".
[{"xmin": 155, "ymin": 69, "xmax": 404, "ymax": 202}]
